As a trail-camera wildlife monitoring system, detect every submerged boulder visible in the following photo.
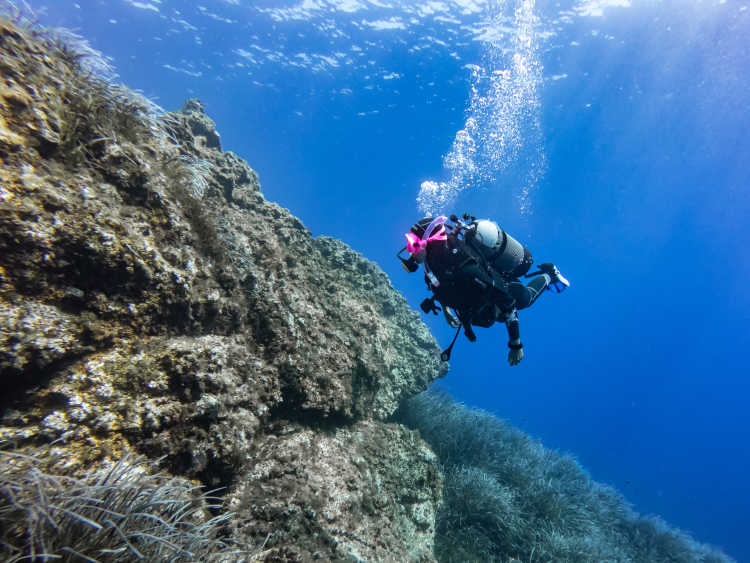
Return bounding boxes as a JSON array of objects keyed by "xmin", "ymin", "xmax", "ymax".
[{"xmin": 0, "ymin": 18, "xmax": 445, "ymax": 561}]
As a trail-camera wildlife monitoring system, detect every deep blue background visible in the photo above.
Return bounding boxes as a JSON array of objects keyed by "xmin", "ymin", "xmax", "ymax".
[{"xmin": 18, "ymin": 0, "xmax": 750, "ymax": 559}]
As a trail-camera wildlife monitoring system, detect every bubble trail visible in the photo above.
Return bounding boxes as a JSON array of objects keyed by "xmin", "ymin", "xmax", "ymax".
[{"xmin": 417, "ymin": 0, "xmax": 545, "ymax": 216}]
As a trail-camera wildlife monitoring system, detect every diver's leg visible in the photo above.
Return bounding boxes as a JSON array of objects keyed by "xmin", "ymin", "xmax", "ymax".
[{"xmin": 507, "ymin": 274, "xmax": 551, "ymax": 309}]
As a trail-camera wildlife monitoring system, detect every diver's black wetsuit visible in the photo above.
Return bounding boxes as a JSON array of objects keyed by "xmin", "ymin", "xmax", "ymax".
[{"xmin": 423, "ymin": 235, "xmax": 549, "ymax": 339}]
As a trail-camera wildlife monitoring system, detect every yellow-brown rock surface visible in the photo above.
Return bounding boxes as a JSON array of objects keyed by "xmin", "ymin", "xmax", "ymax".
[{"xmin": 0, "ymin": 19, "xmax": 444, "ymax": 561}]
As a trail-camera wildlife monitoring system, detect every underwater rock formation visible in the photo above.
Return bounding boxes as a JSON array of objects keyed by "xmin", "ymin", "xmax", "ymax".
[{"xmin": 0, "ymin": 19, "xmax": 445, "ymax": 561}]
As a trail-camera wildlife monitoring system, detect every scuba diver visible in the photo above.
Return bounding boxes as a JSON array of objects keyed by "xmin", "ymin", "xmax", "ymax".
[{"xmin": 397, "ymin": 214, "xmax": 569, "ymax": 366}]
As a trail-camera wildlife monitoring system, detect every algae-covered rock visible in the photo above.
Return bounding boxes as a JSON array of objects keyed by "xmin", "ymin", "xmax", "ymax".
[
  {"xmin": 230, "ymin": 420, "xmax": 443, "ymax": 562},
  {"xmin": 0, "ymin": 18, "xmax": 444, "ymax": 561}
]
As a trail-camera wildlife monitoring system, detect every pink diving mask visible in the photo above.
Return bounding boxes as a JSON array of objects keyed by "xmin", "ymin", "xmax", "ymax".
[{"xmin": 405, "ymin": 216, "xmax": 448, "ymax": 255}]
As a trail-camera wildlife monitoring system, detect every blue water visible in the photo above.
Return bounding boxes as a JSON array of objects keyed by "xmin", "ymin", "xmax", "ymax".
[{"xmin": 20, "ymin": 0, "xmax": 750, "ymax": 559}]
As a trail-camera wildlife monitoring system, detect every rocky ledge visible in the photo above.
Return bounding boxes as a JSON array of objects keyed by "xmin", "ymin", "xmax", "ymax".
[{"xmin": 0, "ymin": 19, "xmax": 445, "ymax": 561}]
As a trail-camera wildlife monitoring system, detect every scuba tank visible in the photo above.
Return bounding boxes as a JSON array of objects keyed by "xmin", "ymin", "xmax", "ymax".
[{"xmin": 466, "ymin": 218, "xmax": 533, "ymax": 279}]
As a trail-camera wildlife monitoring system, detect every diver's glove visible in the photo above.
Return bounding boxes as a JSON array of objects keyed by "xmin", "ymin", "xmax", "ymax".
[
  {"xmin": 508, "ymin": 340, "xmax": 523, "ymax": 366},
  {"xmin": 539, "ymin": 263, "xmax": 570, "ymax": 293}
]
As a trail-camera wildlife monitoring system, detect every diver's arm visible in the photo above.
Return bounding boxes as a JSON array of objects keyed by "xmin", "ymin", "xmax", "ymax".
[
  {"xmin": 505, "ymin": 310, "xmax": 520, "ymax": 342},
  {"xmin": 505, "ymin": 310, "xmax": 523, "ymax": 366}
]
